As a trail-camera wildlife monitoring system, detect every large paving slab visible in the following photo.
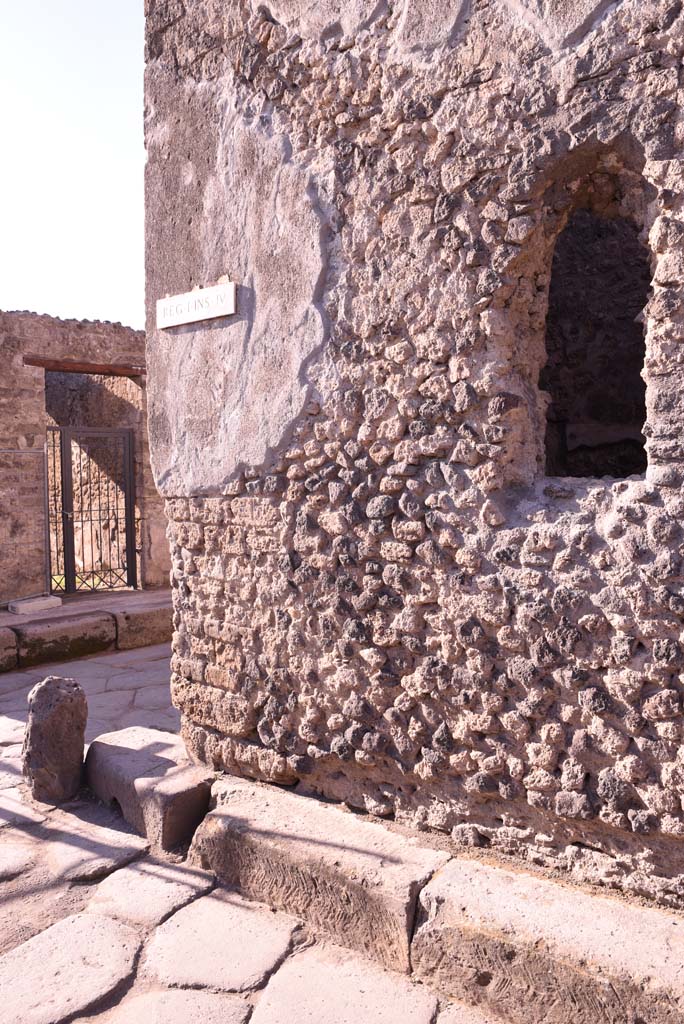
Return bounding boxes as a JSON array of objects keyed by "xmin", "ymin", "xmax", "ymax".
[
  {"xmin": 0, "ymin": 912, "xmax": 140, "ymax": 1024},
  {"xmin": 86, "ymin": 857, "xmax": 213, "ymax": 927},
  {"xmin": 411, "ymin": 857, "xmax": 684, "ymax": 1024},
  {"xmin": 0, "ymin": 785, "xmax": 47, "ymax": 828},
  {"xmin": 189, "ymin": 777, "xmax": 449, "ymax": 972},
  {"xmin": 85, "ymin": 726, "xmax": 212, "ymax": 850},
  {"xmin": 0, "ymin": 753, "xmax": 21, "ymax": 789},
  {"xmin": 250, "ymin": 943, "xmax": 438, "ymax": 1024},
  {"xmin": 82, "ymin": 989, "xmax": 251, "ymax": 1024},
  {"xmin": 43, "ymin": 804, "xmax": 149, "ymax": 881},
  {"xmin": 0, "ymin": 836, "xmax": 37, "ymax": 880},
  {"xmin": 144, "ymin": 889, "xmax": 298, "ymax": 992}
]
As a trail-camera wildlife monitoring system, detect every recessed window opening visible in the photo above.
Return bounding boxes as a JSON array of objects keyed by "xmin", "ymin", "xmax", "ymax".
[{"xmin": 540, "ymin": 209, "xmax": 650, "ymax": 478}]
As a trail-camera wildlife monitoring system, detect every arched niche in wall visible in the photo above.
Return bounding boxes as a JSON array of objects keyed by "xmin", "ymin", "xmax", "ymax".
[
  {"xmin": 540, "ymin": 209, "xmax": 651, "ymax": 479},
  {"xmin": 493, "ymin": 140, "xmax": 658, "ymax": 488}
]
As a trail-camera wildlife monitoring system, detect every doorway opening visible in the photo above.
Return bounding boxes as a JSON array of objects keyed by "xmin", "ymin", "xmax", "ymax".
[
  {"xmin": 540, "ymin": 209, "xmax": 650, "ymax": 478},
  {"xmin": 47, "ymin": 427, "xmax": 137, "ymax": 594}
]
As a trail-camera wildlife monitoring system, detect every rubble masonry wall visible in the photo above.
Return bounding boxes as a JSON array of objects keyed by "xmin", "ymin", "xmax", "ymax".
[{"xmin": 145, "ymin": 0, "xmax": 684, "ymax": 906}]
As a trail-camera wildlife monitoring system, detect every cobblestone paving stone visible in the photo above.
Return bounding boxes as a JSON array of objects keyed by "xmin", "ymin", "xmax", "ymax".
[{"xmin": 0, "ymin": 643, "xmax": 494, "ymax": 1022}]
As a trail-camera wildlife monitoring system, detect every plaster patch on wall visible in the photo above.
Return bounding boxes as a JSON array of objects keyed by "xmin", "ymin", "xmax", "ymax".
[
  {"xmin": 392, "ymin": 0, "xmax": 472, "ymax": 55},
  {"xmin": 255, "ymin": 0, "xmax": 385, "ymax": 39},
  {"xmin": 504, "ymin": 0, "xmax": 623, "ymax": 47},
  {"xmin": 149, "ymin": 115, "xmax": 327, "ymax": 497}
]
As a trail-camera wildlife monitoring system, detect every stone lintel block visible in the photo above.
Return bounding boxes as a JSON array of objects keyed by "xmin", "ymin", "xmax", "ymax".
[
  {"xmin": 114, "ymin": 603, "xmax": 173, "ymax": 650},
  {"xmin": 189, "ymin": 777, "xmax": 450, "ymax": 972},
  {"xmin": 411, "ymin": 858, "xmax": 684, "ymax": 1024},
  {"xmin": 85, "ymin": 727, "xmax": 213, "ymax": 851},
  {"xmin": 14, "ymin": 612, "xmax": 116, "ymax": 667},
  {"xmin": 0, "ymin": 627, "xmax": 18, "ymax": 672},
  {"xmin": 7, "ymin": 595, "xmax": 62, "ymax": 615}
]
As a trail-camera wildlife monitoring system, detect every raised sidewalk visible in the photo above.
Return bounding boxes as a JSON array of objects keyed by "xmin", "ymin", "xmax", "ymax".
[{"xmin": 0, "ymin": 589, "xmax": 172, "ymax": 673}]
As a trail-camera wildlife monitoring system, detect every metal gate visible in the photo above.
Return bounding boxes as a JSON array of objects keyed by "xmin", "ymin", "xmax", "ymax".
[{"xmin": 47, "ymin": 427, "xmax": 137, "ymax": 594}]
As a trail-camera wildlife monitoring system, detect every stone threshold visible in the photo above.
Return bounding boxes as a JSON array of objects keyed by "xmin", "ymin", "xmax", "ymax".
[
  {"xmin": 0, "ymin": 590, "xmax": 172, "ymax": 674},
  {"xmin": 187, "ymin": 774, "xmax": 684, "ymax": 1024}
]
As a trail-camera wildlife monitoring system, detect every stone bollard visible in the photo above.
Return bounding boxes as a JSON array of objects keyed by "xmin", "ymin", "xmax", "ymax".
[{"xmin": 22, "ymin": 676, "xmax": 87, "ymax": 803}]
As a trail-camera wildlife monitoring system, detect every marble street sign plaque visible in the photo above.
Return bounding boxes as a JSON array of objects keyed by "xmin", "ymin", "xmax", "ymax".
[{"xmin": 157, "ymin": 282, "xmax": 236, "ymax": 329}]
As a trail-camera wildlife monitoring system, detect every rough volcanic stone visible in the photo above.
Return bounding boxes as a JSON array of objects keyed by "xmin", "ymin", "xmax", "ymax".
[
  {"xmin": 0, "ymin": 913, "xmax": 140, "ymax": 1024},
  {"xmin": 411, "ymin": 858, "xmax": 684, "ymax": 1024},
  {"xmin": 14, "ymin": 612, "xmax": 116, "ymax": 667},
  {"xmin": 86, "ymin": 857, "xmax": 213, "ymax": 926},
  {"xmin": 145, "ymin": 890, "xmax": 297, "ymax": 992},
  {"xmin": 0, "ymin": 628, "xmax": 18, "ymax": 672},
  {"xmin": 250, "ymin": 944, "xmax": 439, "ymax": 1024},
  {"xmin": 22, "ymin": 676, "xmax": 86, "ymax": 803},
  {"xmin": 189, "ymin": 777, "xmax": 449, "ymax": 972},
  {"xmin": 85, "ymin": 726, "xmax": 212, "ymax": 850},
  {"xmin": 90, "ymin": 989, "xmax": 250, "ymax": 1024}
]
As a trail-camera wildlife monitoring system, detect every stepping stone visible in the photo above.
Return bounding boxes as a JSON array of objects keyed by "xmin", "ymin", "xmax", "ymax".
[
  {"xmin": 44, "ymin": 811, "xmax": 148, "ymax": 881},
  {"xmin": 86, "ymin": 857, "xmax": 213, "ymax": 927},
  {"xmin": 190, "ymin": 777, "xmax": 449, "ymax": 971},
  {"xmin": 0, "ymin": 786, "xmax": 47, "ymax": 829},
  {"xmin": 250, "ymin": 944, "xmax": 438, "ymax": 1024},
  {"xmin": 23, "ymin": 676, "xmax": 87, "ymax": 803},
  {"xmin": 0, "ymin": 838, "xmax": 36, "ymax": 881},
  {"xmin": 411, "ymin": 858, "xmax": 684, "ymax": 1024},
  {"xmin": 145, "ymin": 889, "xmax": 297, "ymax": 992},
  {"xmin": 85, "ymin": 727, "xmax": 212, "ymax": 850},
  {"xmin": 89, "ymin": 988, "xmax": 250, "ymax": 1023},
  {"xmin": 0, "ymin": 912, "xmax": 140, "ymax": 1024}
]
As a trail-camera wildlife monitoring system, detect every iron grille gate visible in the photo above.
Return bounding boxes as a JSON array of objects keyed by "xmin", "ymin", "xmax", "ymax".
[{"xmin": 47, "ymin": 427, "xmax": 137, "ymax": 594}]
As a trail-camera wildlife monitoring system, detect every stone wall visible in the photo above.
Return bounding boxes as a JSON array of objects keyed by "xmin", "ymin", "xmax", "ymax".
[
  {"xmin": 0, "ymin": 311, "xmax": 168, "ymax": 605},
  {"xmin": 145, "ymin": 0, "xmax": 684, "ymax": 906}
]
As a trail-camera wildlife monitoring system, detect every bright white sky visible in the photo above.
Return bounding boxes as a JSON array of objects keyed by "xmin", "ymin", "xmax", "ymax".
[{"xmin": 0, "ymin": 2, "xmax": 145, "ymax": 328}]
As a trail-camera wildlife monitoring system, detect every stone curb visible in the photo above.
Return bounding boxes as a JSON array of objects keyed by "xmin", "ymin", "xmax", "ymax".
[
  {"xmin": 412, "ymin": 858, "xmax": 684, "ymax": 1024},
  {"xmin": 189, "ymin": 776, "xmax": 450, "ymax": 972},
  {"xmin": 0, "ymin": 599, "xmax": 173, "ymax": 673},
  {"xmin": 189, "ymin": 777, "xmax": 684, "ymax": 1023},
  {"xmin": 85, "ymin": 726, "xmax": 213, "ymax": 851}
]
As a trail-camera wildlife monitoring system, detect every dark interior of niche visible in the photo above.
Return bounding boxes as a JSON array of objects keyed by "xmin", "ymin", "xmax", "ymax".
[{"xmin": 540, "ymin": 209, "xmax": 651, "ymax": 479}]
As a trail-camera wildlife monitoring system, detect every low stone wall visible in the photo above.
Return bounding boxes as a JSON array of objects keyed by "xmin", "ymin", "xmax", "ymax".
[{"xmin": 145, "ymin": 0, "xmax": 684, "ymax": 905}]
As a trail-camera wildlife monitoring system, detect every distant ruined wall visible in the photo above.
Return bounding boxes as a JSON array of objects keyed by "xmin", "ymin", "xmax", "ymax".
[
  {"xmin": 145, "ymin": 0, "xmax": 684, "ymax": 906},
  {"xmin": 0, "ymin": 311, "xmax": 168, "ymax": 604}
]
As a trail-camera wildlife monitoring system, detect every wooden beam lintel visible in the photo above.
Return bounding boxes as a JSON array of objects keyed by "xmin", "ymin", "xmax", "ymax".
[{"xmin": 23, "ymin": 354, "xmax": 146, "ymax": 378}]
